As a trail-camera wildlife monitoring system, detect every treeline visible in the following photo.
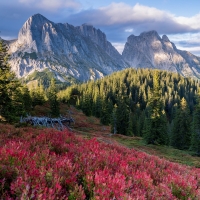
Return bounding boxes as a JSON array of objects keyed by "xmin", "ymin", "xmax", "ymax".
[
  {"xmin": 0, "ymin": 40, "xmax": 60, "ymax": 122},
  {"xmin": 58, "ymin": 68, "xmax": 200, "ymax": 154}
]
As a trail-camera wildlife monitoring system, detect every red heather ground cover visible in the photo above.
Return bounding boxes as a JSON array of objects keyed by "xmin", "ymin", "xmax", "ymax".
[{"xmin": 0, "ymin": 125, "xmax": 200, "ymax": 199}]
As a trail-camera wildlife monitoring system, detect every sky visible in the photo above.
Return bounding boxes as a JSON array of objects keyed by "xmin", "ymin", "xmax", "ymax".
[{"xmin": 1, "ymin": 0, "xmax": 200, "ymax": 55}]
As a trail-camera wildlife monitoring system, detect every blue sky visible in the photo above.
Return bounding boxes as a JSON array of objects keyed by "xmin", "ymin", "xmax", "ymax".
[{"xmin": 1, "ymin": 0, "xmax": 200, "ymax": 55}]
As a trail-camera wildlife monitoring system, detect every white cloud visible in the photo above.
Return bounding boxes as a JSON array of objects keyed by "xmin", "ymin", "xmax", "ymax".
[
  {"xmin": 19, "ymin": 0, "xmax": 80, "ymax": 11},
  {"xmin": 125, "ymin": 28, "xmax": 134, "ymax": 33},
  {"xmin": 169, "ymin": 33, "xmax": 200, "ymax": 46},
  {"xmin": 176, "ymin": 14, "xmax": 200, "ymax": 30},
  {"xmin": 99, "ymin": 3, "xmax": 174, "ymax": 25},
  {"xmin": 68, "ymin": 3, "xmax": 194, "ymax": 35},
  {"xmin": 112, "ymin": 42, "xmax": 125, "ymax": 54},
  {"xmin": 167, "ymin": 33, "xmax": 200, "ymax": 56}
]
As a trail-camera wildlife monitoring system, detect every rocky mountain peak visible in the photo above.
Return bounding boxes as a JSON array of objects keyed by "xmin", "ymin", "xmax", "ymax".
[
  {"xmin": 30, "ymin": 13, "xmax": 49, "ymax": 23},
  {"xmin": 17, "ymin": 13, "xmax": 52, "ymax": 52},
  {"xmin": 126, "ymin": 31, "xmax": 161, "ymax": 46},
  {"xmin": 122, "ymin": 31, "xmax": 200, "ymax": 78},
  {"xmin": 20, "ymin": 13, "xmax": 50, "ymax": 32},
  {"xmin": 162, "ymin": 35, "xmax": 170, "ymax": 42},
  {"xmin": 140, "ymin": 30, "xmax": 161, "ymax": 39}
]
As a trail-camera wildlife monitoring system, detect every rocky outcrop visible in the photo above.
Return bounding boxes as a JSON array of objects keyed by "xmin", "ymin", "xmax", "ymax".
[{"xmin": 122, "ymin": 30, "xmax": 200, "ymax": 78}]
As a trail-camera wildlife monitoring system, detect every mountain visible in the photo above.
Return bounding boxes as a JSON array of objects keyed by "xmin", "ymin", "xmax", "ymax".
[
  {"xmin": 8, "ymin": 14, "xmax": 127, "ymax": 85},
  {"xmin": 6, "ymin": 14, "xmax": 200, "ymax": 84},
  {"xmin": 122, "ymin": 30, "xmax": 200, "ymax": 78}
]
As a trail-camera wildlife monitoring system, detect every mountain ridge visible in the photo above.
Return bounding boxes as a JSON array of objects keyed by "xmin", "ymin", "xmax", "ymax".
[
  {"xmin": 122, "ymin": 30, "xmax": 200, "ymax": 78},
  {"xmin": 5, "ymin": 13, "xmax": 200, "ymax": 84}
]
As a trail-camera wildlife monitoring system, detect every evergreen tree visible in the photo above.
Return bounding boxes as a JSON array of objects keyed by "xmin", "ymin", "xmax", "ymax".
[
  {"xmin": 81, "ymin": 93, "xmax": 92, "ymax": 116},
  {"xmin": 171, "ymin": 97, "xmax": 191, "ymax": 149},
  {"xmin": 100, "ymin": 98, "xmax": 110, "ymax": 125},
  {"xmin": 21, "ymin": 86, "xmax": 32, "ymax": 113},
  {"xmin": 48, "ymin": 79, "xmax": 60, "ymax": 117},
  {"xmin": 190, "ymin": 92, "xmax": 200, "ymax": 155},
  {"xmin": 127, "ymin": 112, "xmax": 134, "ymax": 136},
  {"xmin": 30, "ymin": 83, "xmax": 46, "ymax": 107},
  {"xmin": 0, "ymin": 39, "xmax": 24, "ymax": 121},
  {"xmin": 116, "ymin": 98, "xmax": 129, "ymax": 135},
  {"xmin": 111, "ymin": 104, "xmax": 117, "ymax": 134},
  {"xmin": 144, "ymin": 70, "xmax": 168, "ymax": 145},
  {"xmin": 93, "ymin": 95, "xmax": 102, "ymax": 118}
]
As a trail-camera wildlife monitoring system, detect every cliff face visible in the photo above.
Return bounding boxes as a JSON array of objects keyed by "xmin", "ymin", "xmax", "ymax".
[
  {"xmin": 8, "ymin": 14, "xmax": 127, "ymax": 83},
  {"xmin": 122, "ymin": 30, "xmax": 200, "ymax": 78}
]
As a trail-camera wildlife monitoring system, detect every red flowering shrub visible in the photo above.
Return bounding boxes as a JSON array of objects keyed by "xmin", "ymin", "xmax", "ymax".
[{"xmin": 0, "ymin": 126, "xmax": 200, "ymax": 199}]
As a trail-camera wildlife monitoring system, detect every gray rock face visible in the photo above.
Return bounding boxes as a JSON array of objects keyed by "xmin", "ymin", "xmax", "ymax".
[
  {"xmin": 122, "ymin": 30, "xmax": 200, "ymax": 78},
  {"xmin": 8, "ymin": 14, "xmax": 127, "ymax": 83}
]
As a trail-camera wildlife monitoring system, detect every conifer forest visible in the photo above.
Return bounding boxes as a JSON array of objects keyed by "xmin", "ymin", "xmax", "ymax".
[{"xmin": 58, "ymin": 68, "xmax": 200, "ymax": 154}]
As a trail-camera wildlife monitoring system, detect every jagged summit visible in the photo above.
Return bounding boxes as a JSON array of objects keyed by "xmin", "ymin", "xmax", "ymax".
[
  {"xmin": 122, "ymin": 30, "xmax": 200, "ymax": 78},
  {"xmin": 30, "ymin": 13, "xmax": 49, "ymax": 21},
  {"xmin": 21, "ymin": 13, "xmax": 50, "ymax": 28},
  {"xmin": 127, "ymin": 30, "xmax": 161, "ymax": 45},
  {"xmin": 162, "ymin": 35, "xmax": 170, "ymax": 42},
  {"xmin": 140, "ymin": 30, "xmax": 160, "ymax": 38}
]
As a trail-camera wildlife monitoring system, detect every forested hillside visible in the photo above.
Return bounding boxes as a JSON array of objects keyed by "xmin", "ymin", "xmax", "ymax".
[{"xmin": 58, "ymin": 68, "xmax": 200, "ymax": 153}]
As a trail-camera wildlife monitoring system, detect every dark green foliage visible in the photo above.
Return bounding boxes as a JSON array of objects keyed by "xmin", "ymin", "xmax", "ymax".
[
  {"xmin": 143, "ymin": 71, "xmax": 168, "ymax": 145},
  {"xmin": 116, "ymin": 98, "xmax": 129, "ymax": 135},
  {"xmin": 127, "ymin": 112, "xmax": 134, "ymax": 136},
  {"xmin": 190, "ymin": 92, "xmax": 200, "ymax": 155},
  {"xmin": 0, "ymin": 40, "xmax": 31, "ymax": 122},
  {"xmin": 48, "ymin": 79, "xmax": 60, "ymax": 117},
  {"xmin": 100, "ymin": 98, "xmax": 111, "ymax": 125},
  {"xmin": 93, "ymin": 95, "xmax": 102, "ymax": 118},
  {"xmin": 30, "ymin": 83, "xmax": 46, "ymax": 107},
  {"xmin": 81, "ymin": 93, "xmax": 92, "ymax": 116},
  {"xmin": 21, "ymin": 86, "xmax": 32, "ymax": 113},
  {"xmin": 111, "ymin": 105, "xmax": 117, "ymax": 134},
  {"xmin": 58, "ymin": 68, "xmax": 200, "ymax": 149},
  {"xmin": 171, "ymin": 98, "xmax": 191, "ymax": 149}
]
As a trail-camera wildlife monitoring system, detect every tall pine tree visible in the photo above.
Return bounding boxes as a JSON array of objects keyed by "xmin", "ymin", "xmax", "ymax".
[
  {"xmin": 143, "ymin": 70, "xmax": 168, "ymax": 145},
  {"xmin": 0, "ymin": 39, "xmax": 25, "ymax": 121},
  {"xmin": 48, "ymin": 79, "xmax": 60, "ymax": 117},
  {"xmin": 190, "ymin": 91, "xmax": 200, "ymax": 155},
  {"xmin": 171, "ymin": 97, "xmax": 191, "ymax": 149}
]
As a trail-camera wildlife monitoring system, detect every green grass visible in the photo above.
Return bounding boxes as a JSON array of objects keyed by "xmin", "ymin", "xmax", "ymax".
[{"xmin": 113, "ymin": 135, "xmax": 200, "ymax": 167}]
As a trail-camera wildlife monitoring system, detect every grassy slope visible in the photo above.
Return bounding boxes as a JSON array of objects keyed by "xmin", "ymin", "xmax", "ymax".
[{"xmin": 29, "ymin": 103, "xmax": 200, "ymax": 167}]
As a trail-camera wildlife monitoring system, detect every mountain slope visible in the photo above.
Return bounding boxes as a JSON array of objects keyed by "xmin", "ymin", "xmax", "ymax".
[
  {"xmin": 8, "ymin": 14, "xmax": 127, "ymax": 84},
  {"xmin": 122, "ymin": 30, "xmax": 200, "ymax": 78}
]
